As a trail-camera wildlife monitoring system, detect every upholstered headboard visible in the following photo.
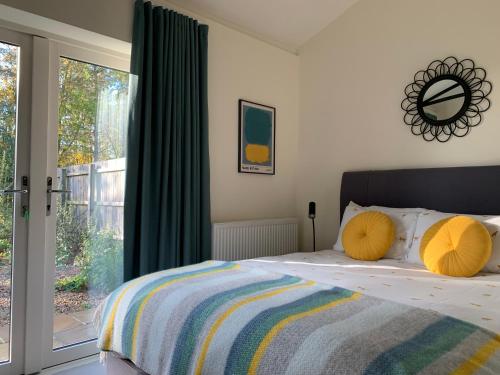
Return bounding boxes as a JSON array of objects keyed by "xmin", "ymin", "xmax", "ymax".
[{"xmin": 340, "ymin": 165, "xmax": 500, "ymax": 217}]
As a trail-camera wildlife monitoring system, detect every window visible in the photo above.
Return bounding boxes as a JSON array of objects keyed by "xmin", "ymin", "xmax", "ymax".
[{"xmin": 53, "ymin": 57, "xmax": 129, "ymax": 349}]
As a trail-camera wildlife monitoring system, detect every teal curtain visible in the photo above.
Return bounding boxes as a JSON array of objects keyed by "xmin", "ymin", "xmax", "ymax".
[{"xmin": 124, "ymin": 0, "xmax": 211, "ymax": 281}]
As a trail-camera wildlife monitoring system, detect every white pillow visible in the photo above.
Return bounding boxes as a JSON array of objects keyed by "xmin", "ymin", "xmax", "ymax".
[
  {"xmin": 334, "ymin": 201, "xmax": 419, "ymax": 260},
  {"xmin": 406, "ymin": 210, "xmax": 500, "ymax": 274},
  {"xmin": 333, "ymin": 202, "xmax": 363, "ymax": 252},
  {"xmin": 369, "ymin": 205, "xmax": 426, "ymax": 214},
  {"xmin": 483, "ymin": 217, "xmax": 500, "ymax": 273},
  {"xmin": 405, "ymin": 210, "xmax": 450, "ymax": 265}
]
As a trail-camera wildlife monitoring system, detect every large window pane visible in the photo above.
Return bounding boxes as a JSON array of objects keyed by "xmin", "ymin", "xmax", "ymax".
[
  {"xmin": 53, "ymin": 57, "xmax": 128, "ymax": 349},
  {"xmin": 0, "ymin": 41, "xmax": 19, "ymax": 362}
]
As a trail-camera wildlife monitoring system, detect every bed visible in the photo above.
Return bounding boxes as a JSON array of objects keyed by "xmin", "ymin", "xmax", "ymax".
[
  {"xmin": 242, "ymin": 251, "xmax": 500, "ymax": 333},
  {"xmin": 97, "ymin": 166, "xmax": 500, "ymax": 375}
]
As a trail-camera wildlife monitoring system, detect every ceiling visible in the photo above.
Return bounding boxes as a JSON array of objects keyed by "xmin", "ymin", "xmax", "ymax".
[{"xmin": 168, "ymin": 0, "xmax": 360, "ymax": 53}]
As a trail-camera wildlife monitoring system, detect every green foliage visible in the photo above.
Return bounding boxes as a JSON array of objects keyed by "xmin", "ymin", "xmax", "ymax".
[
  {"xmin": 0, "ymin": 198, "xmax": 12, "ymax": 256},
  {"xmin": 58, "ymin": 57, "xmax": 128, "ymax": 167},
  {"xmin": 55, "ymin": 273, "xmax": 87, "ymax": 292},
  {"xmin": 0, "ymin": 249, "xmax": 10, "ymax": 266},
  {"xmin": 0, "ymin": 238, "xmax": 11, "ymax": 253},
  {"xmin": 0, "ymin": 44, "xmax": 17, "ymax": 258},
  {"xmin": 77, "ymin": 228, "xmax": 123, "ymax": 295},
  {"xmin": 55, "ymin": 215, "xmax": 124, "ymax": 295},
  {"xmin": 56, "ymin": 202, "xmax": 89, "ymax": 266},
  {"xmin": 55, "ymin": 219, "xmax": 124, "ymax": 295}
]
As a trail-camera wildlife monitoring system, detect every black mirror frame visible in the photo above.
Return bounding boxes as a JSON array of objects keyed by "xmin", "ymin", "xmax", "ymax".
[{"xmin": 401, "ymin": 57, "xmax": 492, "ymax": 142}]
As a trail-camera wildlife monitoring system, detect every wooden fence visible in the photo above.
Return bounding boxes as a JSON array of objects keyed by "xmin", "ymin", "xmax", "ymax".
[{"xmin": 57, "ymin": 158, "xmax": 125, "ymax": 239}]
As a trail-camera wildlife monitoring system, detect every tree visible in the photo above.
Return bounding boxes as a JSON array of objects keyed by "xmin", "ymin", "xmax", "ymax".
[
  {"xmin": 0, "ymin": 43, "xmax": 17, "ymax": 252},
  {"xmin": 0, "ymin": 49, "xmax": 129, "ymax": 260},
  {"xmin": 58, "ymin": 58, "xmax": 128, "ymax": 167}
]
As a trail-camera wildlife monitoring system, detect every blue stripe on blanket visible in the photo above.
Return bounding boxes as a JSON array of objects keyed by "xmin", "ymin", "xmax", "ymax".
[
  {"xmin": 169, "ymin": 274, "xmax": 301, "ymax": 375},
  {"xmin": 363, "ymin": 316, "xmax": 479, "ymax": 375},
  {"xmin": 121, "ymin": 262, "xmax": 235, "ymax": 356},
  {"xmin": 225, "ymin": 287, "xmax": 355, "ymax": 375}
]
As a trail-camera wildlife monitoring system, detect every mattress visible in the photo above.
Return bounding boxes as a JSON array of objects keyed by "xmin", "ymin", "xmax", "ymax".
[{"xmin": 240, "ymin": 250, "xmax": 500, "ymax": 333}]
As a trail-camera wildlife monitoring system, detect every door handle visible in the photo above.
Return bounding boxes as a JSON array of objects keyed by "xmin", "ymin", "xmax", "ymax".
[
  {"xmin": 46, "ymin": 177, "xmax": 71, "ymax": 215},
  {"xmin": 0, "ymin": 176, "xmax": 30, "ymax": 218},
  {"xmin": 0, "ymin": 189, "xmax": 29, "ymax": 194}
]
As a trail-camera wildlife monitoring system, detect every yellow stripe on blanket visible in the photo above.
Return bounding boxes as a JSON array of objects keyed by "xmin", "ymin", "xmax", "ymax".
[
  {"xmin": 195, "ymin": 280, "xmax": 316, "ymax": 375},
  {"xmin": 101, "ymin": 277, "xmax": 150, "ymax": 350},
  {"xmin": 130, "ymin": 264, "xmax": 240, "ymax": 361},
  {"xmin": 452, "ymin": 335, "xmax": 500, "ymax": 375},
  {"xmin": 101, "ymin": 262, "xmax": 217, "ymax": 350},
  {"xmin": 248, "ymin": 292, "xmax": 362, "ymax": 375}
]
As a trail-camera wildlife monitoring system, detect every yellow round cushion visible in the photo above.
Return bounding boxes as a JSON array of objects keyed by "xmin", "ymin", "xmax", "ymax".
[
  {"xmin": 420, "ymin": 216, "xmax": 492, "ymax": 277},
  {"xmin": 342, "ymin": 211, "xmax": 395, "ymax": 261}
]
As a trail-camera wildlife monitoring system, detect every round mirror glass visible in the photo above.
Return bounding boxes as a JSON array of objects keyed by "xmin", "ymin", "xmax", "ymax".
[{"xmin": 421, "ymin": 79, "xmax": 466, "ymax": 122}]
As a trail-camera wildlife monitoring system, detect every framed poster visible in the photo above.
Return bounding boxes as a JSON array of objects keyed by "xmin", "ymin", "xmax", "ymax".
[{"xmin": 238, "ymin": 99, "xmax": 276, "ymax": 175}]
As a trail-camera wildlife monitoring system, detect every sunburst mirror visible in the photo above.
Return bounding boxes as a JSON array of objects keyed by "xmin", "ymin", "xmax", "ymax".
[{"xmin": 401, "ymin": 57, "xmax": 492, "ymax": 142}]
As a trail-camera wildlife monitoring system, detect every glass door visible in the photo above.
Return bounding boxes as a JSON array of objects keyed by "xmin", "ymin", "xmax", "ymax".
[
  {"xmin": 41, "ymin": 42, "xmax": 129, "ymax": 368},
  {"xmin": 0, "ymin": 28, "xmax": 31, "ymax": 375},
  {"xmin": 0, "ymin": 29, "xmax": 129, "ymax": 373}
]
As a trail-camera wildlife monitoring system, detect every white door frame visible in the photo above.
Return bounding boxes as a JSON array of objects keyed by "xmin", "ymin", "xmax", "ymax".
[
  {"xmin": 24, "ymin": 36, "xmax": 58, "ymax": 374},
  {"xmin": 0, "ymin": 27, "xmax": 31, "ymax": 375}
]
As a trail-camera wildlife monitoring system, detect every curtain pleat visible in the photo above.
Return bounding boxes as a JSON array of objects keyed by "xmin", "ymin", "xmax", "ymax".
[{"xmin": 124, "ymin": 1, "xmax": 211, "ymax": 281}]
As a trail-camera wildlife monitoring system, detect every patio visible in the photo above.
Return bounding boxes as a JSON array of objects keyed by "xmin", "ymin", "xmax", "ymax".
[
  {"xmin": 0, "ymin": 263, "xmax": 103, "ymax": 361},
  {"xmin": 0, "ymin": 308, "xmax": 97, "ymax": 361}
]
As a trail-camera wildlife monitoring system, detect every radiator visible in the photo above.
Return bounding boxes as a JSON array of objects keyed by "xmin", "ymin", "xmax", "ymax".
[{"xmin": 212, "ymin": 218, "xmax": 298, "ymax": 261}]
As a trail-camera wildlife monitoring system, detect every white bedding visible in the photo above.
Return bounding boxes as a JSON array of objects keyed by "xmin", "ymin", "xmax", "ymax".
[{"xmin": 240, "ymin": 250, "xmax": 500, "ymax": 333}]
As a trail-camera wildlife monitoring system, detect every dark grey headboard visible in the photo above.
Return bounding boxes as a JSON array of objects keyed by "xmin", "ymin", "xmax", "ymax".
[{"xmin": 340, "ymin": 165, "xmax": 500, "ymax": 217}]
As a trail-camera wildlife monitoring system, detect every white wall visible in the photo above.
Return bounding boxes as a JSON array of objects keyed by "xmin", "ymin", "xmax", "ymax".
[
  {"xmin": 207, "ymin": 23, "xmax": 299, "ymax": 223},
  {"xmin": 0, "ymin": 0, "xmax": 300, "ymax": 225},
  {"xmin": 297, "ymin": 0, "xmax": 500, "ymax": 251}
]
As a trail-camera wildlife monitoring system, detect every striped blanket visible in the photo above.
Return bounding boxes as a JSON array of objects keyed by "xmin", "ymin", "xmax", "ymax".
[{"xmin": 95, "ymin": 261, "xmax": 500, "ymax": 375}]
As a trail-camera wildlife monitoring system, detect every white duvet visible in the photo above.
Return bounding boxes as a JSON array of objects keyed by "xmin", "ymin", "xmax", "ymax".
[{"xmin": 240, "ymin": 250, "xmax": 500, "ymax": 333}]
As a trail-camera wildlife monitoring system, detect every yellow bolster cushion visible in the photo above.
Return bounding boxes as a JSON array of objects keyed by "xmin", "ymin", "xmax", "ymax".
[
  {"xmin": 342, "ymin": 211, "xmax": 395, "ymax": 261},
  {"xmin": 420, "ymin": 216, "xmax": 492, "ymax": 277}
]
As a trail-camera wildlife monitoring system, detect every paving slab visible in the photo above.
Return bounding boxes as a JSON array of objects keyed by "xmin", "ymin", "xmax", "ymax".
[
  {"xmin": 0, "ymin": 325, "xmax": 9, "ymax": 344},
  {"xmin": 53, "ymin": 313, "xmax": 81, "ymax": 333},
  {"xmin": 0, "ymin": 343, "xmax": 8, "ymax": 362},
  {"xmin": 70, "ymin": 308, "xmax": 96, "ymax": 325}
]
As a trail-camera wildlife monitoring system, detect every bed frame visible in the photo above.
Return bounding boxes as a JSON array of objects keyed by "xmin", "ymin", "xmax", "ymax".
[{"xmin": 340, "ymin": 165, "xmax": 500, "ymax": 217}]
